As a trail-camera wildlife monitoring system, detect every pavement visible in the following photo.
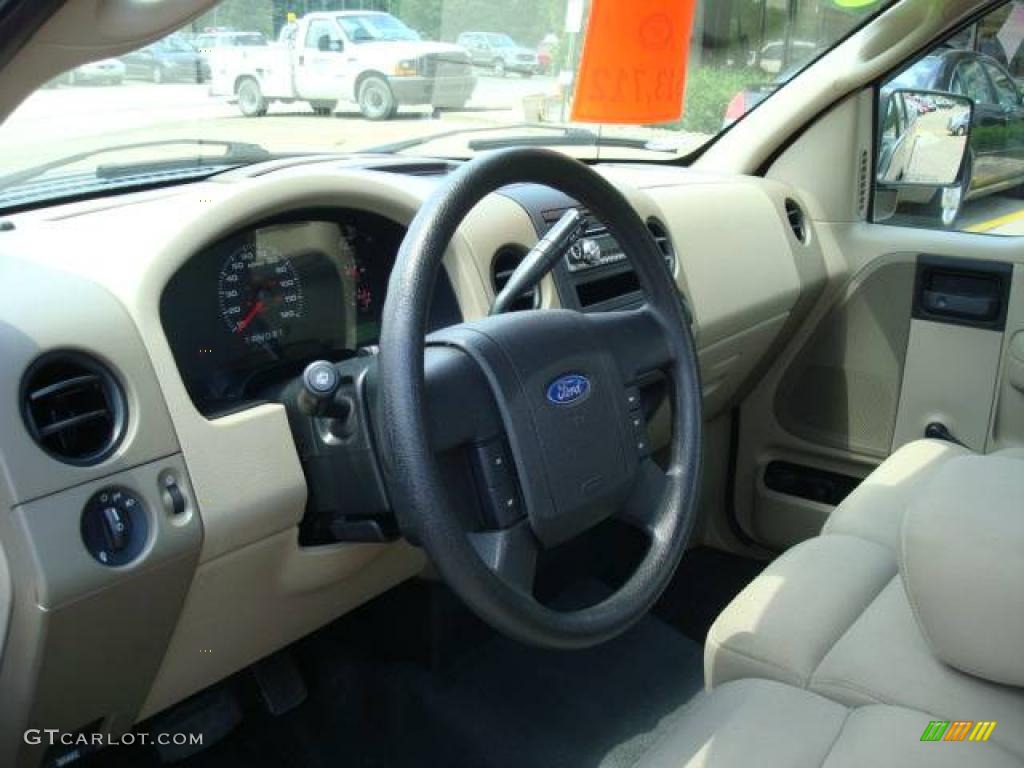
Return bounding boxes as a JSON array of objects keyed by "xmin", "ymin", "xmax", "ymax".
[{"xmin": 0, "ymin": 74, "xmax": 582, "ymax": 171}]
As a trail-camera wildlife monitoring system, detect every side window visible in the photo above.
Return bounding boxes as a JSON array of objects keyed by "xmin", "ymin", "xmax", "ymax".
[
  {"xmin": 305, "ymin": 20, "xmax": 342, "ymax": 52},
  {"xmin": 957, "ymin": 60, "xmax": 995, "ymax": 105},
  {"xmin": 982, "ymin": 61, "xmax": 1020, "ymax": 108},
  {"xmin": 873, "ymin": 0, "xmax": 1024, "ymax": 236}
]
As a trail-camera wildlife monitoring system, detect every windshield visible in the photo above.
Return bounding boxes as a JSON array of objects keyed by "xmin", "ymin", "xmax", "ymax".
[
  {"xmin": 338, "ymin": 13, "xmax": 420, "ymax": 43},
  {"xmin": 0, "ymin": 0, "xmax": 896, "ymax": 211}
]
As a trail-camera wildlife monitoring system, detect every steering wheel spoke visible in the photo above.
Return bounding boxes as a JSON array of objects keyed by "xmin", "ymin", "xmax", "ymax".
[
  {"xmin": 584, "ymin": 305, "xmax": 676, "ymax": 382},
  {"xmin": 421, "ymin": 343, "xmax": 502, "ymax": 451},
  {"xmin": 469, "ymin": 520, "xmax": 539, "ymax": 596},
  {"xmin": 617, "ymin": 459, "xmax": 671, "ymax": 536}
]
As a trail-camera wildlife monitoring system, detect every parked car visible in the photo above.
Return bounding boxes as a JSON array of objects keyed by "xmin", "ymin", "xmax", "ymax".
[
  {"xmin": 210, "ymin": 12, "xmax": 476, "ymax": 119},
  {"xmin": 62, "ymin": 58, "xmax": 125, "ymax": 86},
  {"xmin": 723, "ymin": 61, "xmax": 804, "ymax": 127},
  {"xmin": 457, "ymin": 32, "xmax": 539, "ymax": 77},
  {"xmin": 748, "ymin": 39, "xmax": 818, "ymax": 74},
  {"xmin": 880, "ymin": 48, "xmax": 1024, "ymax": 225},
  {"xmin": 121, "ymin": 36, "xmax": 209, "ymax": 84}
]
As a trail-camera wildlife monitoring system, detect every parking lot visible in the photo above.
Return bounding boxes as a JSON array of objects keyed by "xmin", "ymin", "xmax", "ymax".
[
  {"xmin": 3, "ymin": 74, "xmax": 1024, "ymax": 235},
  {"xmin": 0, "ymin": 74, "xmax": 565, "ymax": 170}
]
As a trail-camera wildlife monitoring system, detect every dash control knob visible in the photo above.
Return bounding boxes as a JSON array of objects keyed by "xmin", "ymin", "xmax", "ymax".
[{"xmin": 81, "ymin": 487, "xmax": 148, "ymax": 566}]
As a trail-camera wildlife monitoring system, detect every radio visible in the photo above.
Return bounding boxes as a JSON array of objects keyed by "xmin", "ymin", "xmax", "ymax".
[
  {"xmin": 533, "ymin": 202, "xmax": 677, "ymax": 312},
  {"xmin": 542, "ymin": 209, "xmax": 674, "ymax": 275}
]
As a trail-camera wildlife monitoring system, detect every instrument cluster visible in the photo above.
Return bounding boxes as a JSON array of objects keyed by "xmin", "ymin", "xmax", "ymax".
[{"xmin": 160, "ymin": 208, "xmax": 461, "ymax": 416}]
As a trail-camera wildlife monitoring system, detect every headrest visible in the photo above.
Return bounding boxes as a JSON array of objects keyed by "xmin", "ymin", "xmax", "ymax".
[{"xmin": 900, "ymin": 454, "xmax": 1024, "ymax": 686}]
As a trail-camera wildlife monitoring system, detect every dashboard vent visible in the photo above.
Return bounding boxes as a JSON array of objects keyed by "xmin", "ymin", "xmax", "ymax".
[
  {"xmin": 491, "ymin": 246, "xmax": 539, "ymax": 312},
  {"xmin": 784, "ymin": 199, "xmax": 808, "ymax": 244},
  {"xmin": 646, "ymin": 218, "xmax": 676, "ymax": 271},
  {"xmin": 21, "ymin": 352, "xmax": 126, "ymax": 465}
]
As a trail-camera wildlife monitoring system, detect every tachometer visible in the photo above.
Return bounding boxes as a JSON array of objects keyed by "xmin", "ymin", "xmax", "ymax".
[{"xmin": 217, "ymin": 244, "xmax": 304, "ymax": 345}]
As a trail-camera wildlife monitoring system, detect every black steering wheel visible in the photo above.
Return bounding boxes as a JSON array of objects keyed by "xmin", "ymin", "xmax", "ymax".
[{"xmin": 377, "ymin": 148, "xmax": 702, "ymax": 649}]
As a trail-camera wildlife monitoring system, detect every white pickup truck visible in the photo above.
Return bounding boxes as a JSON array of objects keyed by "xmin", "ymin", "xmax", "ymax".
[{"xmin": 209, "ymin": 11, "xmax": 477, "ymax": 120}]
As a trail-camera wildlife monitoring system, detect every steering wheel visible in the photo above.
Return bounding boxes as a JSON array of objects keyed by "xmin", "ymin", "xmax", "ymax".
[{"xmin": 377, "ymin": 148, "xmax": 702, "ymax": 649}]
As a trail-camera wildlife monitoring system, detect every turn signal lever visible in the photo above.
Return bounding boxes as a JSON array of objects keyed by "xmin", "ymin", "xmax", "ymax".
[{"xmin": 490, "ymin": 208, "xmax": 586, "ymax": 315}]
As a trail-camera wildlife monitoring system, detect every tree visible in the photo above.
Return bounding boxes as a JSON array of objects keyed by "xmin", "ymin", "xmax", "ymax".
[
  {"xmin": 193, "ymin": 0, "xmax": 276, "ymax": 36},
  {"xmin": 396, "ymin": 0, "xmax": 564, "ymax": 44}
]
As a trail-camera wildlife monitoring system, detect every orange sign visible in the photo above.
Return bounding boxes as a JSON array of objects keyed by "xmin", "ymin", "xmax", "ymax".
[{"xmin": 571, "ymin": 0, "xmax": 697, "ymax": 125}]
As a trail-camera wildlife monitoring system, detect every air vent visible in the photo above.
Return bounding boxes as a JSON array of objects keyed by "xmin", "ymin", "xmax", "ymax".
[
  {"xmin": 491, "ymin": 246, "xmax": 539, "ymax": 312},
  {"xmin": 21, "ymin": 352, "xmax": 126, "ymax": 465},
  {"xmin": 784, "ymin": 198, "xmax": 808, "ymax": 244},
  {"xmin": 646, "ymin": 218, "xmax": 676, "ymax": 271}
]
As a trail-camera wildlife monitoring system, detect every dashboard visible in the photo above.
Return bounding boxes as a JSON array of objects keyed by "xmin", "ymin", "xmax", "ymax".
[
  {"xmin": 0, "ymin": 158, "xmax": 818, "ymax": 768},
  {"xmin": 160, "ymin": 208, "xmax": 462, "ymax": 416}
]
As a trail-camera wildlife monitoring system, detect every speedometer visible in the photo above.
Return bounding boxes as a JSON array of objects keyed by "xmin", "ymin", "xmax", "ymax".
[{"xmin": 217, "ymin": 244, "xmax": 305, "ymax": 346}]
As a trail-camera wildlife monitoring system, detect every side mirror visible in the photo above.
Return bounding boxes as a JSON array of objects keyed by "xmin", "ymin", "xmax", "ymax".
[{"xmin": 876, "ymin": 89, "xmax": 973, "ymax": 188}]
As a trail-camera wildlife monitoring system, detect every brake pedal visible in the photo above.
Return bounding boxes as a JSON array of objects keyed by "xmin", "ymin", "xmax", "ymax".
[{"xmin": 252, "ymin": 650, "xmax": 307, "ymax": 716}]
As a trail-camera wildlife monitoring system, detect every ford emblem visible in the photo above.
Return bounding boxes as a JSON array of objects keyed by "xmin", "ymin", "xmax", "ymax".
[{"xmin": 546, "ymin": 374, "xmax": 591, "ymax": 406}]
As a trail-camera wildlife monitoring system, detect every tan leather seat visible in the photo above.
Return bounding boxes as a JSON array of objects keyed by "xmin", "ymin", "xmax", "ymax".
[
  {"xmin": 636, "ymin": 678, "xmax": 1021, "ymax": 768},
  {"xmin": 699, "ymin": 440, "xmax": 1024, "ymax": 763}
]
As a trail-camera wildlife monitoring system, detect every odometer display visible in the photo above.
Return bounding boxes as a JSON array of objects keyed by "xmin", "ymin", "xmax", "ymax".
[{"xmin": 217, "ymin": 244, "xmax": 305, "ymax": 346}]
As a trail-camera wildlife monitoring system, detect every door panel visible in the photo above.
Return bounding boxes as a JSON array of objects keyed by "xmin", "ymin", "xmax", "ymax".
[
  {"xmin": 733, "ymin": 87, "xmax": 1024, "ymax": 552},
  {"xmin": 893, "ymin": 319, "xmax": 1003, "ymax": 450},
  {"xmin": 735, "ymin": 254, "xmax": 919, "ymax": 550},
  {"xmin": 991, "ymin": 267, "xmax": 1024, "ymax": 450}
]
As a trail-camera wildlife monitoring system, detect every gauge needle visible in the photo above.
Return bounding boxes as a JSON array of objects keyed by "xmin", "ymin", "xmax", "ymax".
[{"xmin": 236, "ymin": 300, "xmax": 265, "ymax": 333}]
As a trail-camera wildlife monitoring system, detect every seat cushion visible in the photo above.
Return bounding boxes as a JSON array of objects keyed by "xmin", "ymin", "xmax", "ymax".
[
  {"xmin": 706, "ymin": 441, "xmax": 1024, "ymax": 760},
  {"xmin": 704, "ymin": 534, "xmax": 895, "ymax": 688},
  {"xmin": 636, "ymin": 679, "xmax": 1022, "ymax": 768},
  {"xmin": 899, "ymin": 454, "xmax": 1024, "ymax": 686},
  {"xmin": 809, "ymin": 578, "xmax": 1024, "ymax": 759},
  {"xmin": 821, "ymin": 438, "xmax": 968, "ymax": 551}
]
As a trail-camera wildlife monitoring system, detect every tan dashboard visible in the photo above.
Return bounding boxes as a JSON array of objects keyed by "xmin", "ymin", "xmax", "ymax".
[{"xmin": 0, "ymin": 159, "xmax": 824, "ymax": 766}]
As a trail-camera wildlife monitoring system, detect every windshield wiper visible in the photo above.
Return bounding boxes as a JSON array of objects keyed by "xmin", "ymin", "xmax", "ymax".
[{"xmin": 0, "ymin": 139, "xmax": 272, "ymax": 193}]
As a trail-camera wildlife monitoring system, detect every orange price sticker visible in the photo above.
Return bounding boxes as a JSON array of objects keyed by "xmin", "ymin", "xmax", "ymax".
[{"xmin": 571, "ymin": 0, "xmax": 697, "ymax": 125}]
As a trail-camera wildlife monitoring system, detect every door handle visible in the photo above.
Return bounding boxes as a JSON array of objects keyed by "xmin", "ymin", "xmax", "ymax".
[
  {"xmin": 920, "ymin": 289, "xmax": 998, "ymax": 321},
  {"xmin": 913, "ymin": 257, "xmax": 1012, "ymax": 330}
]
